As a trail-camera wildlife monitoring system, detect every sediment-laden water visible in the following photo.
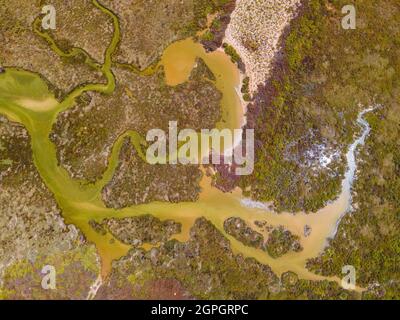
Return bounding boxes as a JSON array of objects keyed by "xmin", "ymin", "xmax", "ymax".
[{"xmin": 0, "ymin": 0, "xmax": 374, "ymax": 290}]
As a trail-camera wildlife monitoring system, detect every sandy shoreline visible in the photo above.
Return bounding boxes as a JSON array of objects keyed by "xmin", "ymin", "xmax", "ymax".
[{"xmin": 224, "ymin": 0, "xmax": 302, "ymax": 93}]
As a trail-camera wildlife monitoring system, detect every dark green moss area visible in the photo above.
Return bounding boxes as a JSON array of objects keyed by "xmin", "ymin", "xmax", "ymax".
[
  {"xmin": 96, "ymin": 218, "xmax": 357, "ymax": 300},
  {"xmin": 199, "ymin": 2, "xmax": 237, "ymax": 52},
  {"xmin": 189, "ymin": 58, "xmax": 216, "ymax": 81},
  {"xmin": 240, "ymin": 0, "xmax": 400, "ymax": 213},
  {"xmin": 307, "ymin": 106, "xmax": 400, "ymax": 299},
  {"xmin": 241, "ymin": 76, "xmax": 252, "ymax": 102},
  {"xmin": 200, "ymin": 30, "xmax": 215, "ymax": 41},
  {"xmin": 224, "ymin": 217, "xmax": 302, "ymax": 258},
  {"xmin": 222, "ymin": 43, "xmax": 241, "ymax": 63},
  {"xmin": 102, "ymin": 215, "xmax": 181, "ymax": 247},
  {"xmin": 89, "ymin": 219, "xmax": 107, "ymax": 236},
  {"xmin": 266, "ymin": 226, "xmax": 303, "ymax": 258},
  {"xmin": 224, "ymin": 217, "xmax": 265, "ymax": 249},
  {"xmin": 188, "ymin": 0, "xmax": 234, "ymax": 35}
]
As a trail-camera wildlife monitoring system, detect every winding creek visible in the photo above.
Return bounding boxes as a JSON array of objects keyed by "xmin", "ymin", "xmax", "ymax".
[{"xmin": 0, "ymin": 0, "xmax": 374, "ymax": 291}]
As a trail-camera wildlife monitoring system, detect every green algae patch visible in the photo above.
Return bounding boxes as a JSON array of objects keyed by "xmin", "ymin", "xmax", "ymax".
[{"xmin": 0, "ymin": 69, "xmax": 58, "ymax": 112}]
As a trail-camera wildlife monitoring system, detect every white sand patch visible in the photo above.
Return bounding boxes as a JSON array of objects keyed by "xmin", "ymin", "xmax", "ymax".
[
  {"xmin": 17, "ymin": 97, "xmax": 58, "ymax": 112},
  {"xmin": 87, "ymin": 275, "xmax": 103, "ymax": 300},
  {"xmin": 240, "ymin": 198, "xmax": 271, "ymax": 211},
  {"xmin": 225, "ymin": 0, "xmax": 301, "ymax": 93}
]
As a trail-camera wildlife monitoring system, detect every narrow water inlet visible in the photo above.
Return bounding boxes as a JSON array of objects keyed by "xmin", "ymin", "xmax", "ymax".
[
  {"xmin": 234, "ymin": 107, "xmax": 376, "ymax": 281},
  {"xmin": 330, "ymin": 106, "xmax": 376, "ymax": 239}
]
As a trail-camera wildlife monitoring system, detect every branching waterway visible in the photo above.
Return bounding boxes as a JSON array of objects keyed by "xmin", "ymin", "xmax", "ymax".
[{"xmin": 0, "ymin": 0, "xmax": 374, "ymax": 290}]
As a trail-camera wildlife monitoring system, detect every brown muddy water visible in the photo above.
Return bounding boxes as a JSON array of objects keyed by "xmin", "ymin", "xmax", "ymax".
[
  {"xmin": 160, "ymin": 39, "xmax": 372, "ymax": 288},
  {"xmin": 0, "ymin": 37, "xmax": 372, "ymax": 292}
]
